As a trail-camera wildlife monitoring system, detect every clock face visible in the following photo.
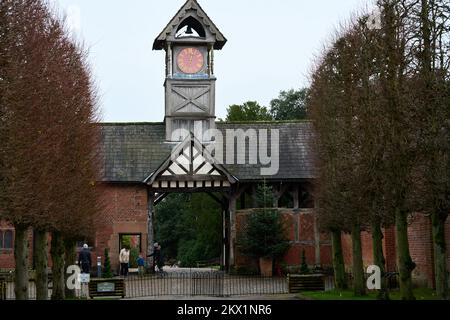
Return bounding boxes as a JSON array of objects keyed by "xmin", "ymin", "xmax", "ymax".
[{"xmin": 177, "ymin": 47, "xmax": 204, "ymax": 74}]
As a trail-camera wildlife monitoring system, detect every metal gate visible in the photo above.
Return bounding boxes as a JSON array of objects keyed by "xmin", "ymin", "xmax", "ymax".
[{"xmin": 124, "ymin": 271, "xmax": 288, "ymax": 298}]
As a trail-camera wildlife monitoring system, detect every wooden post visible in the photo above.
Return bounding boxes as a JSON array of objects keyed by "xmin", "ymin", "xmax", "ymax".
[
  {"xmin": 209, "ymin": 45, "xmax": 214, "ymax": 76},
  {"xmin": 221, "ymin": 208, "xmax": 227, "ymax": 271},
  {"xmin": 228, "ymin": 193, "xmax": 238, "ymax": 268},
  {"xmin": 251, "ymin": 184, "xmax": 257, "ymax": 208},
  {"xmin": 167, "ymin": 43, "xmax": 172, "ymax": 77},
  {"xmin": 147, "ymin": 190, "xmax": 155, "ymax": 270},
  {"xmin": 240, "ymin": 192, "xmax": 246, "ymax": 209}
]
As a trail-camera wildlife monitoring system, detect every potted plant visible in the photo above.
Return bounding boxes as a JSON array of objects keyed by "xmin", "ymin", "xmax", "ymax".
[
  {"xmin": 237, "ymin": 209, "xmax": 290, "ymax": 276},
  {"xmin": 300, "ymin": 249, "xmax": 310, "ymax": 274}
]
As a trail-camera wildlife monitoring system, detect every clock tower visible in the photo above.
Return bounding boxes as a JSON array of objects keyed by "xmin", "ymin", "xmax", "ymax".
[{"xmin": 153, "ymin": 0, "xmax": 227, "ymax": 142}]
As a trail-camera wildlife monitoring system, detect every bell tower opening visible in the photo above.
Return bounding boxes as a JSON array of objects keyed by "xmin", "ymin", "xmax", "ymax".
[{"xmin": 176, "ymin": 16, "xmax": 206, "ymax": 39}]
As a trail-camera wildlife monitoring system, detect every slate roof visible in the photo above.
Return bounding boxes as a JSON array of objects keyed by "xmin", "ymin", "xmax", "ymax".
[{"xmin": 99, "ymin": 121, "xmax": 316, "ymax": 183}]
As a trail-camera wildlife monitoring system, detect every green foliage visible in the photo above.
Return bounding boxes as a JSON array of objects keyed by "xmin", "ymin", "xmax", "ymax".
[
  {"xmin": 121, "ymin": 236, "xmax": 131, "ymax": 249},
  {"xmin": 129, "ymin": 247, "xmax": 139, "ymax": 268},
  {"xmin": 300, "ymin": 249, "xmax": 309, "ymax": 274},
  {"xmin": 155, "ymin": 193, "xmax": 190, "ymax": 260},
  {"xmin": 225, "ymin": 101, "xmax": 273, "ymax": 122},
  {"xmin": 229, "ymin": 265, "xmax": 259, "ymax": 276},
  {"xmin": 155, "ymin": 193, "xmax": 222, "ymax": 267},
  {"xmin": 177, "ymin": 240, "xmax": 202, "ymax": 267},
  {"xmin": 103, "ymin": 248, "xmax": 113, "ymax": 278},
  {"xmin": 270, "ymin": 88, "xmax": 309, "ymax": 120},
  {"xmin": 256, "ymin": 182, "xmax": 274, "ymax": 208},
  {"xmin": 299, "ymin": 288, "xmax": 450, "ymax": 301},
  {"xmin": 237, "ymin": 209, "xmax": 290, "ymax": 259}
]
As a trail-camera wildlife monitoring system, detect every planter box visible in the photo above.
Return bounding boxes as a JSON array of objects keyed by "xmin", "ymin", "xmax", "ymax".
[
  {"xmin": 88, "ymin": 278, "xmax": 125, "ymax": 299},
  {"xmin": 259, "ymin": 257, "xmax": 273, "ymax": 277},
  {"xmin": 288, "ymin": 274, "xmax": 325, "ymax": 292}
]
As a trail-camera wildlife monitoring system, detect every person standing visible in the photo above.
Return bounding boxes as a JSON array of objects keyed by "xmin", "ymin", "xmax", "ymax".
[
  {"xmin": 119, "ymin": 246, "xmax": 130, "ymax": 277},
  {"xmin": 137, "ymin": 254, "xmax": 145, "ymax": 276},
  {"xmin": 78, "ymin": 244, "xmax": 92, "ymax": 274}
]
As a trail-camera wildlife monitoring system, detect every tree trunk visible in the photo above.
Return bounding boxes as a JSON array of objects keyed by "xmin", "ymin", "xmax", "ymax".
[
  {"xmin": 50, "ymin": 232, "xmax": 65, "ymax": 300},
  {"xmin": 34, "ymin": 229, "xmax": 48, "ymax": 300},
  {"xmin": 431, "ymin": 212, "xmax": 448, "ymax": 300},
  {"xmin": 13, "ymin": 224, "xmax": 29, "ymax": 300},
  {"xmin": 395, "ymin": 209, "xmax": 415, "ymax": 300},
  {"xmin": 64, "ymin": 239, "xmax": 77, "ymax": 299},
  {"xmin": 331, "ymin": 229, "xmax": 347, "ymax": 290},
  {"xmin": 371, "ymin": 219, "xmax": 389, "ymax": 300},
  {"xmin": 351, "ymin": 224, "xmax": 366, "ymax": 296}
]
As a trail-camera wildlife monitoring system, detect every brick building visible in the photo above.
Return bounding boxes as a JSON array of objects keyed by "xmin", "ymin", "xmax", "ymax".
[{"xmin": 0, "ymin": 0, "xmax": 448, "ymax": 289}]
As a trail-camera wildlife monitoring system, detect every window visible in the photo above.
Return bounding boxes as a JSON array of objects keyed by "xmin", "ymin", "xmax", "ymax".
[
  {"xmin": 119, "ymin": 234, "xmax": 142, "ymax": 253},
  {"xmin": 0, "ymin": 229, "xmax": 13, "ymax": 250}
]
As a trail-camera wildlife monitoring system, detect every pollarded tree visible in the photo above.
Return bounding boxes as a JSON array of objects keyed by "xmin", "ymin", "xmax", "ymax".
[
  {"xmin": 309, "ymin": 14, "xmax": 396, "ymax": 297},
  {"xmin": 0, "ymin": 0, "xmax": 101, "ymax": 300},
  {"xmin": 0, "ymin": 0, "xmax": 60, "ymax": 299},
  {"xmin": 309, "ymin": 28, "xmax": 375, "ymax": 296},
  {"xmin": 47, "ymin": 37, "xmax": 101, "ymax": 300},
  {"xmin": 376, "ymin": 0, "xmax": 418, "ymax": 300},
  {"xmin": 309, "ymin": 45, "xmax": 349, "ymax": 291},
  {"xmin": 407, "ymin": 0, "xmax": 450, "ymax": 300}
]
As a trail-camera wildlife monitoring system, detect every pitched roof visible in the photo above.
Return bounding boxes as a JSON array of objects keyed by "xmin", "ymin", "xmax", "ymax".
[
  {"xmin": 153, "ymin": 0, "xmax": 227, "ymax": 50},
  {"xmin": 99, "ymin": 122, "xmax": 316, "ymax": 183},
  {"xmin": 143, "ymin": 132, "xmax": 238, "ymax": 185}
]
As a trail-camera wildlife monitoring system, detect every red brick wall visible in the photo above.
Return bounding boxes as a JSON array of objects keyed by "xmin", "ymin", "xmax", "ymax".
[
  {"xmin": 235, "ymin": 208, "xmax": 332, "ymax": 271},
  {"xmin": 341, "ymin": 214, "xmax": 450, "ymax": 288},
  {"xmin": 0, "ymin": 183, "xmax": 149, "ymax": 272},
  {"xmin": 408, "ymin": 214, "xmax": 434, "ymax": 287},
  {"xmin": 92, "ymin": 184, "xmax": 148, "ymax": 272},
  {"xmin": 0, "ymin": 221, "xmax": 16, "ymax": 269},
  {"xmin": 384, "ymin": 227, "xmax": 397, "ymax": 272},
  {"xmin": 0, "ymin": 221, "xmax": 36, "ymax": 269}
]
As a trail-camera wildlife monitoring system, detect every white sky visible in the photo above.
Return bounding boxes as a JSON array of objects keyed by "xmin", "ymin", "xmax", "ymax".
[{"xmin": 52, "ymin": 0, "xmax": 370, "ymax": 122}]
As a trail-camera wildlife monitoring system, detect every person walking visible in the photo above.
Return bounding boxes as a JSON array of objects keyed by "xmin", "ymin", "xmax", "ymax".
[
  {"xmin": 78, "ymin": 244, "xmax": 92, "ymax": 274},
  {"xmin": 119, "ymin": 246, "xmax": 130, "ymax": 277},
  {"xmin": 147, "ymin": 242, "xmax": 163, "ymax": 273}
]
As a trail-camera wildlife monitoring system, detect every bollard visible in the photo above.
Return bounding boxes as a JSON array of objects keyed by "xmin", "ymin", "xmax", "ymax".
[{"xmin": 97, "ymin": 256, "xmax": 102, "ymax": 278}]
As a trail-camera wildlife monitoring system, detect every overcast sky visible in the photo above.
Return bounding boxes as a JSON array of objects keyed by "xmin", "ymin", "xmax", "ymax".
[{"xmin": 52, "ymin": 0, "xmax": 369, "ymax": 123}]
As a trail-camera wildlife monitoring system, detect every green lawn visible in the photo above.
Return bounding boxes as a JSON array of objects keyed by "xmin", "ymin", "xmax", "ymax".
[{"xmin": 298, "ymin": 288, "xmax": 449, "ymax": 300}]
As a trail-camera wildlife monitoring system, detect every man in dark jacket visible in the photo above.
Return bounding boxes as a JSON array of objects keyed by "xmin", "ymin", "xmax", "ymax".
[
  {"xmin": 147, "ymin": 243, "xmax": 163, "ymax": 273},
  {"xmin": 78, "ymin": 244, "xmax": 92, "ymax": 274}
]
